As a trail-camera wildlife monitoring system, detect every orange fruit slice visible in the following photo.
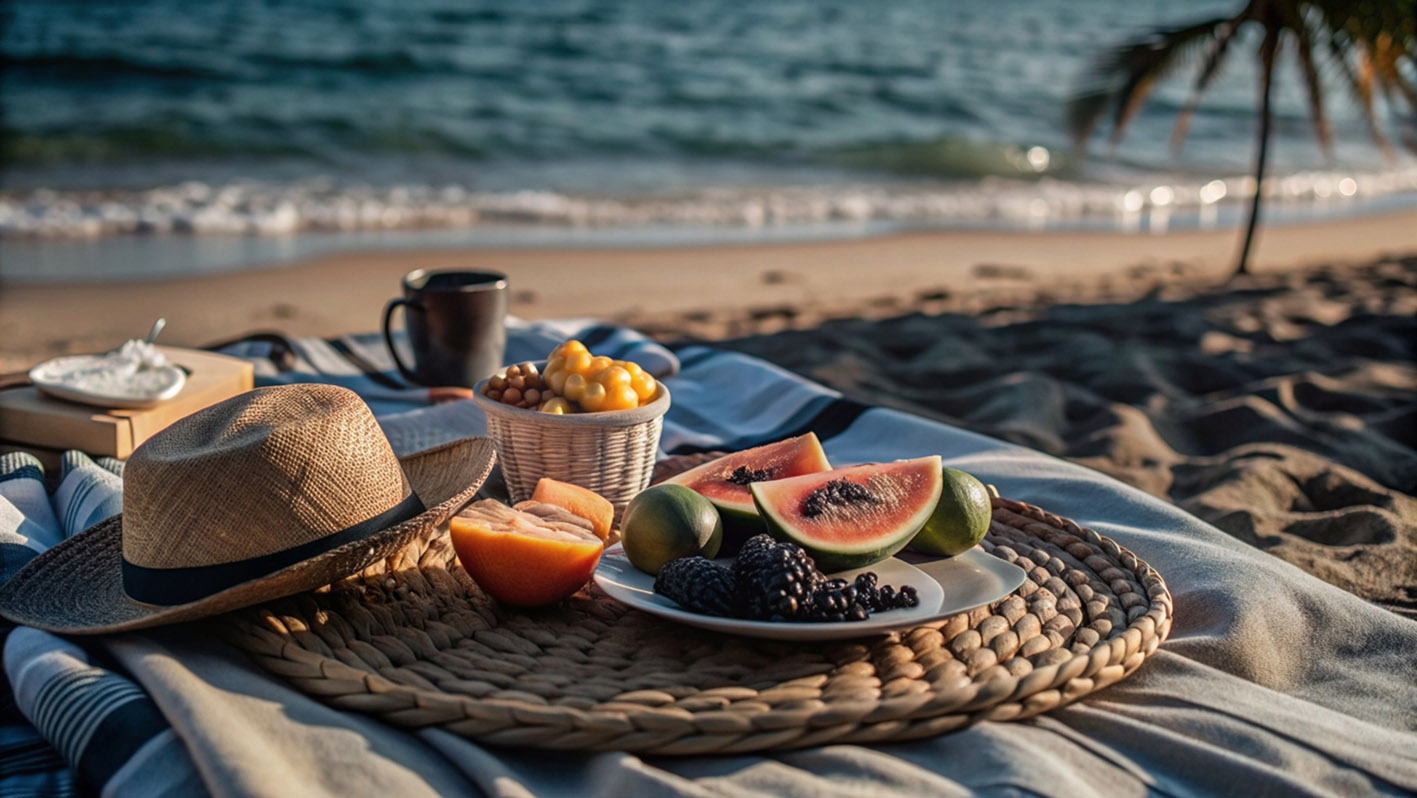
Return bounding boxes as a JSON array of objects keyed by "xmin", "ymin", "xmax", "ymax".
[
  {"xmin": 531, "ymin": 477, "xmax": 615, "ymax": 542},
  {"xmin": 449, "ymin": 514, "xmax": 603, "ymax": 607}
]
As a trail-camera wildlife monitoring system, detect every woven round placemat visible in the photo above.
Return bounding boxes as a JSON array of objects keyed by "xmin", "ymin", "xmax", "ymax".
[{"xmin": 223, "ymin": 455, "xmax": 1173, "ymax": 754}]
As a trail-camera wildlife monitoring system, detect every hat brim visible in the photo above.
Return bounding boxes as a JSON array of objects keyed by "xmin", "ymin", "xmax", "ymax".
[{"xmin": 0, "ymin": 436, "xmax": 497, "ymax": 634}]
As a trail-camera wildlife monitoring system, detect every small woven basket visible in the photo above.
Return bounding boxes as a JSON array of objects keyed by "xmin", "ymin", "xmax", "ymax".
[{"xmin": 471, "ymin": 368, "xmax": 670, "ymax": 519}]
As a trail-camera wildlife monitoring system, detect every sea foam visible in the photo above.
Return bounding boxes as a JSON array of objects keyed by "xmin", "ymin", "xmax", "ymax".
[{"xmin": 2, "ymin": 167, "xmax": 1416, "ymax": 241}]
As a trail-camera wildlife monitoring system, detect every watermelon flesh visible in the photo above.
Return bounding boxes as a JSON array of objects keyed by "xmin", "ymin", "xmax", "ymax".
[
  {"xmin": 750, "ymin": 456, "xmax": 943, "ymax": 573},
  {"xmin": 663, "ymin": 433, "xmax": 832, "ymax": 553}
]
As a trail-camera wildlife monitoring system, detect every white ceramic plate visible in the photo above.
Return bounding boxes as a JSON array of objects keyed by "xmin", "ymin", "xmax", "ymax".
[
  {"xmin": 29, "ymin": 355, "xmax": 186, "ymax": 409},
  {"xmin": 594, "ymin": 545, "xmax": 1026, "ymax": 642}
]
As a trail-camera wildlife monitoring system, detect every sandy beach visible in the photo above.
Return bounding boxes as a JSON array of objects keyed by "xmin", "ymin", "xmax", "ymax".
[
  {"xmin": 5, "ymin": 208, "xmax": 1417, "ymax": 370},
  {"xmin": 3, "ymin": 214, "xmax": 1415, "ymax": 617}
]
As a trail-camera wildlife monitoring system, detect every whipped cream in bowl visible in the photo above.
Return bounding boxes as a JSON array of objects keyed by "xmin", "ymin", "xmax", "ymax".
[{"xmin": 30, "ymin": 340, "xmax": 186, "ymax": 409}]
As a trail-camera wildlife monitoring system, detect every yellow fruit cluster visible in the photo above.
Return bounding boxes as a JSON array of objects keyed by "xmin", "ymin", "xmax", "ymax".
[{"xmin": 541, "ymin": 339, "xmax": 658, "ymax": 414}]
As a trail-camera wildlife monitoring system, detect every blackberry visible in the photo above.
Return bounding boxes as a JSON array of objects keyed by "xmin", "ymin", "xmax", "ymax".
[
  {"xmin": 733, "ymin": 535, "xmax": 823, "ymax": 620},
  {"xmin": 653, "ymin": 557, "xmax": 740, "ymax": 617},
  {"xmin": 654, "ymin": 535, "xmax": 921, "ymax": 624},
  {"xmin": 863, "ymin": 581, "xmax": 921, "ymax": 612},
  {"xmin": 895, "ymin": 584, "xmax": 920, "ymax": 608},
  {"xmin": 876, "ymin": 585, "xmax": 897, "ymax": 611},
  {"xmin": 798, "ymin": 579, "xmax": 874, "ymax": 622}
]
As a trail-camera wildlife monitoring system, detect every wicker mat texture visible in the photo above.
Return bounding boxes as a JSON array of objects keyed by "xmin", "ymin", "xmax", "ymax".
[{"xmin": 223, "ymin": 455, "xmax": 1173, "ymax": 754}]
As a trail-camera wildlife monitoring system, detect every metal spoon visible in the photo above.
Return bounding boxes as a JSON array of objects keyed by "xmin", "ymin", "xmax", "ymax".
[{"xmin": 145, "ymin": 317, "xmax": 167, "ymax": 345}]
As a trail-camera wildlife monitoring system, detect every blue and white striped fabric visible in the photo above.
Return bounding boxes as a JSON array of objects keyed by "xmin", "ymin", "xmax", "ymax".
[
  {"xmin": 0, "ymin": 724, "xmax": 70, "ymax": 798},
  {"xmin": 0, "ymin": 454, "xmax": 201, "ymax": 798},
  {"xmin": 0, "ymin": 454, "xmax": 60, "ymax": 584},
  {"xmin": 4, "ymin": 629, "xmax": 193, "ymax": 797},
  {"xmin": 53, "ymin": 454, "xmax": 123, "ymax": 541},
  {"xmin": 660, "ymin": 346, "xmax": 865, "ymax": 455},
  {"xmin": 0, "ymin": 454, "xmax": 72, "ymax": 798}
]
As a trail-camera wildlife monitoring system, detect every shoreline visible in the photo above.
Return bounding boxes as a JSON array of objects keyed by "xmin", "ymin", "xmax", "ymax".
[
  {"xmin": 5, "ymin": 208, "xmax": 1417, "ymax": 373},
  {"xmin": 5, "ymin": 167, "xmax": 1416, "ymax": 264},
  {"xmin": 5, "ymin": 188, "xmax": 1417, "ymax": 284},
  {"xmin": 2, "ymin": 204, "xmax": 1417, "ymax": 371}
]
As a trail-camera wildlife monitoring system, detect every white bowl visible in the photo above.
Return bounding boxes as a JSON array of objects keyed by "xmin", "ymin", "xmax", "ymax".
[{"xmin": 29, "ymin": 354, "xmax": 186, "ymax": 409}]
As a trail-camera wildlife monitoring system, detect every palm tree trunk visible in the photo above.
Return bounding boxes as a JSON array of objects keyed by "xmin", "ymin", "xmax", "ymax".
[{"xmin": 1236, "ymin": 25, "xmax": 1280, "ymax": 276}]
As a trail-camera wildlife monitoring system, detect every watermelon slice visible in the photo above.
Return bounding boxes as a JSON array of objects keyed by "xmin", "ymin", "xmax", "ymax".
[
  {"xmin": 750, "ymin": 456, "xmax": 943, "ymax": 573},
  {"xmin": 663, "ymin": 433, "xmax": 832, "ymax": 553}
]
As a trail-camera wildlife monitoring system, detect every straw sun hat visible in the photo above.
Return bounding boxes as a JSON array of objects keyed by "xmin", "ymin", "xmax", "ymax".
[{"xmin": 0, "ymin": 383, "xmax": 496, "ymax": 634}]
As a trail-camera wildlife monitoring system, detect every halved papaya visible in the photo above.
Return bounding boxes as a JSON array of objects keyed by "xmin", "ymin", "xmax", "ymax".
[
  {"xmin": 531, "ymin": 477, "xmax": 615, "ymax": 542},
  {"xmin": 449, "ymin": 501, "xmax": 604, "ymax": 607}
]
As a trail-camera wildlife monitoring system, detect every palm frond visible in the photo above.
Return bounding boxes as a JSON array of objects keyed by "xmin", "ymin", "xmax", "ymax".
[
  {"xmin": 1290, "ymin": 17, "xmax": 1333, "ymax": 155},
  {"xmin": 1066, "ymin": 0, "xmax": 1417, "ymax": 278},
  {"xmin": 1170, "ymin": 19, "xmax": 1244, "ymax": 151},
  {"xmin": 1311, "ymin": 0, "xmax": 1417, "ymax": 155},
  {"xmin": 1330, "ymin": 34, "xmax": 1395, "ymax": 156},
  {"xmin": 1374, "ymin": 47, "xmax": 1417, "ymax": 108},
  {"xmin": 1064, "ymin": 16, "xmax": 1235, "ymax": 149},
  {"xmin": 1369, "ymin": 34, "xmax": 1417, "ymax": 153}
]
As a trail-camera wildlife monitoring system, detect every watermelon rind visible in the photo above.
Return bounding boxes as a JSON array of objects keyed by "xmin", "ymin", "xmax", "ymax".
[
  {"xmin": 750, "ymin": 456, "xmax": 943, "ymax": 573},
  {"xmin": 663, "ymin": 433, "xmax": 832, "ymax": 553}
]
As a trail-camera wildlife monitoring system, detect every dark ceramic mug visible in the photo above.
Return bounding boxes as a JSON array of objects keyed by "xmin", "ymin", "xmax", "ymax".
[{"xmin": 381, "ymin": 269, "xmax": 508, "ymax": 387}]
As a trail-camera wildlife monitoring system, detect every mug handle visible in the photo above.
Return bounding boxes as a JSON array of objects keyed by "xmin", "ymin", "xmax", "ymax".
[{"xmin": 381, "ymin": 297, "xmax": 423, "ymax": 384}]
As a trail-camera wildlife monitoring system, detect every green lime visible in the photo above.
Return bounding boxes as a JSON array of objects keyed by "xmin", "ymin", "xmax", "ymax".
[
  {"xmin": 620, "ymin": 484, "xmax": 724, "ymax": 576},
  {"xmin": 909, "ymin": 467, "xmax": 992, "ymax": 556}
]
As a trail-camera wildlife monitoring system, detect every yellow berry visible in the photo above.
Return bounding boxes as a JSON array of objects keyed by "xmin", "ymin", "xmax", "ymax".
[
  {"xmin": 564, "ymin": 350, "xmax": 593, "ymax": 375},
  {"xmin": 554, "ymin": 339, "xmax": 588, "ymax": 358},
  {"xmin": 563, "ymin": 373, "xmax": 588, "ymax": 401},
  {"xmin": 631, "ymin": 371, "xmax": 658, "ymax": 402},
  {"xmin": 540, "ymin": 397, "xmax": 573, "ymax": 415},
  {"xmin": 579, "ymin": 382, "xmax": 608, "ymax": 412},
  {"xmin": 601, "ymin": 384, "xmax": 640, "ymax": 411},
  {"xmin": 618, "ymin": 360, "xmax": 644, "ymax": 378},
  {"xmin": 588, "ymin": 355, "xmax": 613, "ymax": 374},
  {"xmin": 547, "ymin": 368, "xmax": 569, "ymax": 395},
  {"xmin": 546, "ymin": 355, "xmax": 566, "ymax": 374},
  {"xmin": 593, "ymin": 365, "xmax": 632, "ymax": 390}
]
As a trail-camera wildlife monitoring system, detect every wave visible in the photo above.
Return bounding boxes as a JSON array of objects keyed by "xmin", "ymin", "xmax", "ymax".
[
  {"xmin": 2, "ymin": 53, "xmax": 245, "ymax": 81},
  {"xmin": 0, "ymin": 126, "xmax": 311, "ymax": 165},
  {"xmin": 4, "ymin": 166, "xmax": 1416, "ymax": 240},
  {"xmin": 829, "ymin": 136, "xmax": 1065, "ymax": 180},
  {"xmin": 2, "ymin": 121, "xmax": 1069, "ymax": 183},
  {"xmin": 0, "ymin": 122, "xmax": 499, "ymax": 165}
]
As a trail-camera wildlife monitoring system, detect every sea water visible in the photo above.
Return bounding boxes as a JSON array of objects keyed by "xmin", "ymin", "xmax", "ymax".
[{"xmin": 2, "ymin": 0, "xmax": 1415, "ymax": 279}]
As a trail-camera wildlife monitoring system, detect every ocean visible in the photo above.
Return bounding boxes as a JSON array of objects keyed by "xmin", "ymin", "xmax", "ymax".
[{"xmin": 2, "ymin": 0, "xmax": 1415, "ymax": 279}]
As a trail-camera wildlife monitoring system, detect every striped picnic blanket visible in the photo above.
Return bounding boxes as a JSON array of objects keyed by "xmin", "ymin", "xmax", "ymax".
[{"xmin": 3, "ymin": 321, "xmax": 1415, "ymax": 797}]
